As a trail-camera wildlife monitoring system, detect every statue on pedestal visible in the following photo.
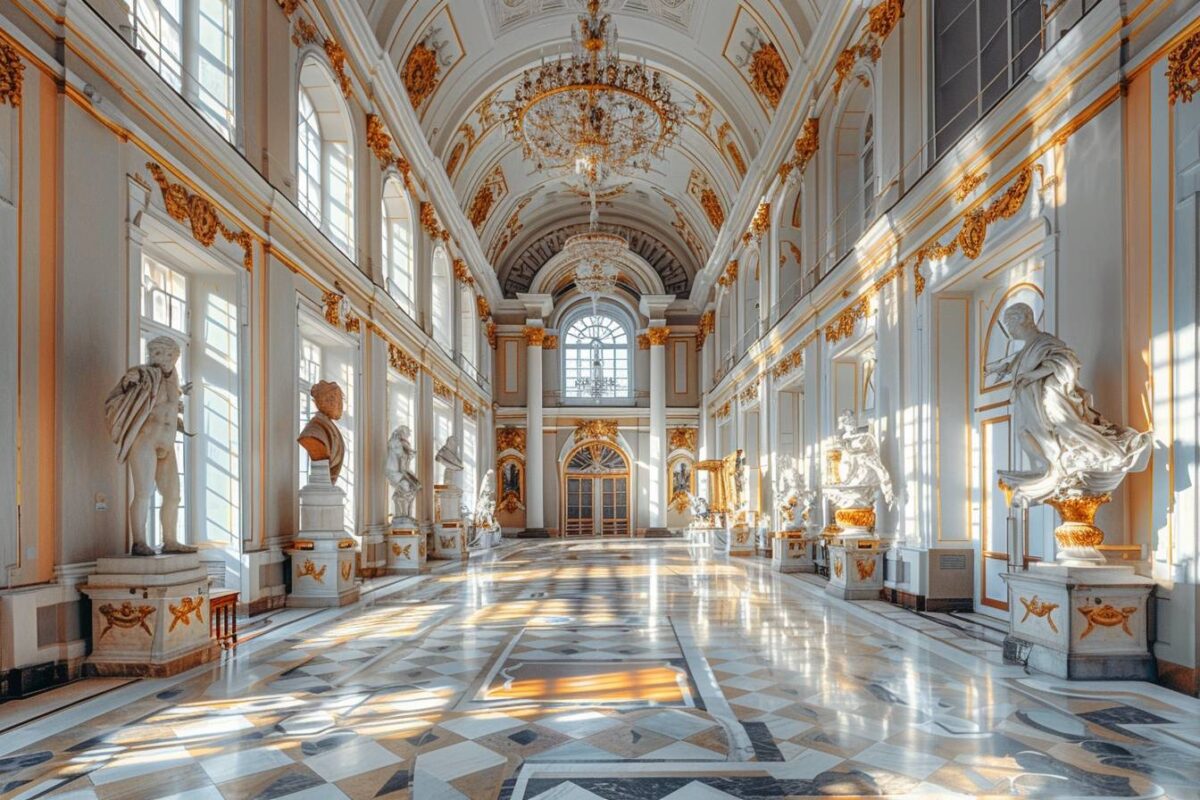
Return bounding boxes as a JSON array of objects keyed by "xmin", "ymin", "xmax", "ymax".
[
  {"xmin": 104, "ymin": 335, "xmax": 196, "ymax": 556},
  {"xmin": 776, "ymin": 466, "xmax": 805, "ymax": 530},
  {"xmin": 688, "ymin": 493, "xmax": 711, "ymax": 525},
  {"xmin": 297, "ymin": 381, "xmax": 346, "ymax": 484},
  {"xmin": 823, "ymin": 411, "xmax": 894, "ymax": 536},
  {"xmin": 385, "ymin": 425, "xmax": 421, "ymax": 524},
  {"xmin": 473, "ymin": 469, "xmax": 499, "ymax": 530},
  {"xmin": 436, "ymin": 434, "xmax": 464, "ymax": 487},
  {"xmin": 985, "ymin": 303, "xmax": 1152, "ymax": 561}
]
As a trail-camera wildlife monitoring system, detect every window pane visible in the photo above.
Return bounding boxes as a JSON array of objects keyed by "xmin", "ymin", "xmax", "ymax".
[
  {"xmin": 194, "ymin": 0, "xmax": 236, "ymax": 140},
  {"xmin": 134, "ymin": 0, "xmax": 184, "ymax": 91},
  {"xmin": 297, "ymin": 89, "xmax": 323, "ymax": 226}
]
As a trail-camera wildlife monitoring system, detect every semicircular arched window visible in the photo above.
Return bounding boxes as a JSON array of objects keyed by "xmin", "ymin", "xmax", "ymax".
[{"xmin": 562, "ymin": 311, "xmax": 632, "ymax": 402}]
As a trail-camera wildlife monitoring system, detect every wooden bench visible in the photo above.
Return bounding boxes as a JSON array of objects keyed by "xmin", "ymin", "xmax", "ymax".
[{"xmin": 209, "ymin": 589, "xmax": 239, "ymax": 649}]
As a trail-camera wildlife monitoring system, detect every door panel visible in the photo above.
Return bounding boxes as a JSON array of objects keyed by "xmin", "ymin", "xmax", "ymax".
[{"xmin": 565, "ymin": 477, "xmax": 594, "ymax": 536}]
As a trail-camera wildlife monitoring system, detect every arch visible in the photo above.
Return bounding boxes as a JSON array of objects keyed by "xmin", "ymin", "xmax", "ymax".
[
  {"xmin": 831, "ymin": 72, "xmax": 875, "ymax": 257},
  {"xmin": 559, "ymin": 439, "xmax": 633, "ymax": 537},
  {"xmin": 560, "ymin": 304, "xmax": 635, "ymax": 402},
  {"xmin": 381, "ymin": 174, "xmax": 415, "ymax": 315},
  {"xmin": 776, "ymin": 175, "xmax": 805, "ymax": 307},
  {"xmin": 298, "ymin": 56, "xmax": 355, "ymax": 256},
  {"xmin": 431, "ymin": 245, "xmax": 452, "ymax": 346},
  {"xmin": 526, "ymin": 235, "xmax": 671, "ymax": 299}
]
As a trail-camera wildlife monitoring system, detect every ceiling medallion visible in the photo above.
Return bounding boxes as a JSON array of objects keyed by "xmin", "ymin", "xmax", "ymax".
[{"xmin": 503, "ymin": 0, "xmax": 682, "ymax": 200}]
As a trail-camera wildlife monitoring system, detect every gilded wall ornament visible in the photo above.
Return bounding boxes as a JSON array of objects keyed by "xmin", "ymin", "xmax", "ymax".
[
  {"xmin": 834, "ymin": 0, "xmax": 903, "ymax": 96},
  {"xmin": 854, "ymin": 557, "xmax": 877, "ymax": 580},
  {"xmin": 419, "ymin": 202, "xmax": 449, "ymax": 241},
  {"xmin": 714, "ymin": 401, "xmax": 731, "ymax": 419},
  {"xmin": 0, "ymin": 40, "xmax": 24, "ymax": 107},
  {"xmin": 320, "ymin": 283, "xmax": 360, "ymax": 334},
  {"xmin": 391, "ymin": 542, "xmax": 412, "ymax": 558},
  {"xmin": 791, "ymin": 118, "xmax": 820, "ymax": 175},
  {"xmin": 834, "ymin": 559, "xmax": 844, "ymax": 578},
  {"xmin": 1167, "ymin": 29, "xmax": 1200, "ymax": 105},
  {"xmin": 952, "ymin": 170, "xmax": 989, "ymax": 202},
  {"xmin": 388, "ymin": 343, "xmax": 420, "ymax": 380},
  {"xmin": 718, "ymin": 122, "xmax": 747, "ymax": 176},
  {"xmin": 739, "ymin": 381, "xmax": 759, "ymax": 403},
  {"xmin": 717, "ymin": 260, "xmax": 739, "ymax": 288},
  {"xmin": 824, "ymin": 262, "xmax": 905, "ymax": 344},
  {"xmin": 298, "ymin": 559, "xmax": 326, "ymax": 583},
  {"xmin": 574, "ymin": 419, "xmax": 619, "ymax": 442},
  {"xmin": 453, "ymin": 258, "xmax": 475, "ymax": 286},
  {"xmin": 167, "ymin": 596, "xmax": 204, "ymax": 632},
  {"xmin": 645, "ymin": 327, "xmax": 672, "ymax": 346},
  {"xmin": 772, "ymin": 350, "xmax": 803, "ymax": 379},
  {"xmin": 340, "ymin": 562, "xmax": 352, "ymax": 581},
  {"xmin": 522, "ymin": 326, "xmax": 546, "ymax": 347},
  {"xmin": 462, "ymin": 399, "xmax": 478, "ymax": 417},
  {"xmin": 542, "ymin": 335, "xmax": 559, "ymax": 350},
  {"xmin": 486, "ymin": 320, "xmax": 497, "ymax": 349},
  {"xmin": 433, "ymin": 378, "xmax": 454, "ymax": 401},
  {"xmin": 147, "ymin": 163, "xmax": 253, "ymax": 270},
  {"xmin": 476, "ymin": 295, "xmax": 491, "ymax": 319},
  {"xmin": 637, "ymin": 334, "xmax": 650, "ymax": 351},
  {"xmin": 1019, "ymin": 595, "xmax": 1060, "ymax": 633},
  {"xmin": 669, "ymin": 427, "xmax": 697, "ymax": 452},
  {"xmin": 696, "ymin": 310, "xmax": 715, "ymax": 350},
  {"xmin": 274, "ymin": 0, "xmax": 301, "ymax": 17},
  {"xmin": 496, "ymin": 427, "xmax": 526, "ymax": 454},
  {"xmin": 403, "ymin": 41, "xmax": 441, "ymax": 109},
  {"xmin": 97, "ymin": 602, "xmax": 156, "ymax": 640},
  {"xmin": 366, "ymin": 113, "xmax": 395, "ymax": 164},
  {"xmin": 1078, "ymin": 603, "xmax": 1137, "ymax": 639},
  {"xmin": 742, "ymin": 203, "xmax": 771, "ymax": 246}
]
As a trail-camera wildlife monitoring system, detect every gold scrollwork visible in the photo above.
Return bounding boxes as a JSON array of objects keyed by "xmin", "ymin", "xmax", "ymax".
[
  {"xmin": 497, "ymin": 427, "xmax": 527, "ymax": 454},
  {"xmin": 574, "ymin": 420, "xmax": 619, "ymax": 442},
  {"xmin": 854, "ymin": 558, "xmax": 877, "ymax": 580},
  {"xmin": 742, "ymin": 203, "xmax": 771, "ymax": 246},
  {"xmin": 772, "ymin": 350, "xmax": 803, "ymax": 380},
  {"xmin": 340, "ymin": 562, "xmax": 352, "ymax": 582},
  {"xmin": 824, "ymin": 262, "xmax": 906, "ymax": 344},
  {"xmin": 1078, "ymin": 602, "xmax": 1137, "ymax": 639},
  {"xmin": 98, "ymin": 602, "xmax": 156, "ymax": 640},
  {"xmin": 433, "ymin": 379, "xmax": 454, "ymax": 401},
  {"xmin": 1019, "ymin": 595, "xmax": 1060, "ymax": 633},
  {"xmin": 696, "ymin": 311, "xmax": 715, "ymax": 350},
  {"xmin": 714, "ymin": 401, "xmax": 731, "ymax": 419},
  {"xmin": 749, "ymin": 41, "xmax": 788, "ymax": 109},
  {"xmin": 953, "ymin": 170, "xmax": 989, "ymax": 203},
  {"xmin": 1167, "ymin": 30, "xmax": 1200, "ymax": 106},
  {"xmin": 420, "ymin": 202, "xmax": 449, "ymax": 241},
  {"xmin": 298, "ymin": 559, "xmax": 327, "ymax": 584},
  {"xmin": 147, "ymin": 163, "xmax": 253, "ymax": 270},
  {"xmin": 388, "ymin": 343, "xmax": 420, "ymax": 380},
  {"xmin": 834, "ymin": 0, "xmax": 903, "ymax": 96},
  {"xmin": 645, "ymin": 327, "xmax": 672, "ymax": 346},
  {"xmin": 834, "ymin": 559, "xmax": 844, "ymax": 578},
  {"xmin": 167, "ymin": 596, "xmax": 204, "ymax": 632},
  {"xmin": 542, "ymin": 335, "xmax": 559, "ymax": 350},
  {"xmin": 0, "ymin": 40, "xmax": 25, "ymax": 108},
  {"xmin": 717, "ymin": 260, "xmax": 739, "ymax": 288},
  {"xmin": 739, "ymin": 382, "xmax": 759, "ymax": 403},
  {"xmin": 669, "ymin": 427, "xmax": 697, "ymax": 452}
]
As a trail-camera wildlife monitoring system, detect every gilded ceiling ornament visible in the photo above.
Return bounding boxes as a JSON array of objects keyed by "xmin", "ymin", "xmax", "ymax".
[
  {"xmin": 97, "ymin": 601, "xmax": 156, "ymax": 640},
  {"xmin": 696, "ymin": 310, "xmax": 715, "ymax": 350},
  {"xmin": 403, "ymin": 40, "xmax": 441, "ymax": 109},
  {"xmin": 748, "ymin": 41, "xmax": 788, "ymax": 109},
  {"xmin": 0, "ymin": 40, "xmax": 25, "ymax": 107},
  {"xmin": 366, "ymin": 113, "xmax": 395, "ymax": 165},
  {"xmin": 522, "ymin": 326, "xmax": 546, "ymax": 347},
  {"xmin": 1167, "ymin": 29, "xmax": 1200, "ymax": 105},
  {"xmin": 718, "ymin": 122, "xmax": 747, "ymax": 176},
  {"xmin": 669, "ymin": 427, "xmax": 697, "ymax": 452},
  {"xmin": 717, "ymin": 260, "xmax": 739, "ymax": 288},
  {"xmin": 433, "ymin": 378, "xmax": 454, "ymax": 401},
  {"xmin": 167, "ymin": 596, "xmax": 204, "ymax": 632},
  {"xmin": 952, "ymin": 170, "xmax": 988, "ymax": 202},
  {"xmin": 489, "ymin": 196, "xmax": 532, "ymax": 262},
  {"xmin": 446, "ymin": 142, "xmax": 466, "ymax": 179},
  {"xmin": 786, "ymin": 243, "xmax": 803, "ymax": 266},
  {"xmin": 645, "ymin": 327, "xmax": 672, "ymax": 346},
  {"xmin": 772, "ymin": 350, "xmax": 803, "ymax": 379},
  {"xmin": 700, "ymin": 187, "xmax": 724, "ymax": 230},
  {"xmin": 147, "ymin": 163, "xmax": 253, "ymax": 270},
  {"xmin": 497, "ymin": 427, "xmax": 527, "ymax": 454},
  {"xmin": 469, "ymin": 165, "xmax": 508, "ymax": 231},
  {"xmin": 742, "ymin": 202, "xmax": 771, "ymax": 246},
  {"xmin": 574, "ymin": 419, "xmax": 619, "ymax": 442},
  {"xmin": 388, "ymin": 343, "xmax": 420, "ymax": 380},
  {"xmin": 659, "ymin": 193, "xmax": 706, "ymax": 262}
]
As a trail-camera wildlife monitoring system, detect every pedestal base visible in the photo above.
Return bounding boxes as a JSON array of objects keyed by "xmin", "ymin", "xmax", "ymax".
[
  {"xmin": 471, "ymin": 525, "xmax": 503, "ymax": 550},
  {"xmin": 726, "ymin": 523, "xmax": 754, "ymax": 557},
  {"xmin": 1002, "ymin": 563, "xmax": 1155, "ymax": 680},
  {"xmin": 755, "ymin": 528, "xmax": 773, "ymax": 556},
  {"xmin": 826, "ymin": 543, "xmax": 883, "ymax": 600},
  {"xmin": 519, "ymin": 528, "xmax": 550, "ymax": 539},
  {"xmin": 644, "ymin": 527, "xmax": 672, "ymax": 539},
  {"xmin": 386, "ymin": 529, "xmax": 426, "ymax": 573},
  {"xmin": 711, "ymin": 527, "xmax": 729, "ymax": 551},
  {"xmin": 772, "ymin": 533, "xmax": 816, "ymax": 573},
  {"xmin": 80, "ymin": 554, "xmax": 217, "ymax": 677},
  {"xmin": 432, "ymin": 522, "xmax": 468, "ymax": 561},
  {"xmin": 286, "ymin": 534, "xmax": 359, "ymax": 607},
  {"xmin": 690, "ymin": 526, "xmax": 719, "ymax": 547}
]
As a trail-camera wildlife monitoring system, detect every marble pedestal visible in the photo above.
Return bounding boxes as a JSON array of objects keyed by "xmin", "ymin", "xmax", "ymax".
[
  {"xmin": 287, "ymin": 463, "xmax": 359, "ymax": 607},
  {"xmin": 711, "ymin": 527, "xmax": 729, "ymax": 551},
  {"xmin": 471, "ymin": 525, "xmax": 502, "ymax": 550},
  {"xmin": 826, "ymin": 539, "xmax": 884, "ymax": 600},
  {"xmin": 726, "ymin": 523, "xmax": 754, "ymax": 557},
  {"xmin": 436, "ymin": 484, "xmax": 462, "ymax": 524},
  {"xmin": 772, "ymin": 533, "xmax": 816, "ymax": 573},
  {"xmin": 80, "ymin": 553, "xmax": 217, "ymax": 677},
  {"xmin": 690, "ymin": 526, "xmax": 720, "ymax": 547},
  {"xmin": 755, "ymin": 528, "xmax": 773, "ymax": 556},
  {"xmin": 386, "ymin": 528, "xmax": 425, "ymax": 573},
  {"xmin": 433, "ymin": 522, "xmax": 468, "ymax": 561},
  {"xmin": 1002, "ymin": 563, "xmax": 1155, "ymax": 680}
]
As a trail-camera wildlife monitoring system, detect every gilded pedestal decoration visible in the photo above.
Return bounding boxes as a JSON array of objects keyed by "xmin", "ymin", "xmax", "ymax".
[
  {"xmin": 79, "ymin": 554, "xmax": 218, "ymax": 676},
  {"xmin": 387, "ymin": 528, "xmax": 425, "ymax": 574},
  {"xmin": 286, "ymin": 462, "xmax": 359, "ymax": 608},
  {"xmin": 826, "ymin": 539, "xmax": 884, "ymax": 601},
  {"xmin": 772, "ymin": 531, "xmax": 816, "ymax": 573}
]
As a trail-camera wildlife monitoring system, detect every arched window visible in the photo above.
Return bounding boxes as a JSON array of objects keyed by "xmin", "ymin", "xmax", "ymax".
[
  {"xmin": 718, "ymin": 291, "xmax": 733, "ymax": 368},
  {"xmin": 297, "ymin": 58, "xmax": 355, "ymax": 257},
  {"xmin": 431, "ymin": 247, "xmax": 452, "ymax": 348},
  {"xmin": 562, "ymin": 310, "xmax": 632, "ymax": 401},
  {"xmin": 381, "ymin": 176, "xmax": 414, "ymax": 316},
  {"xmin": 131, "ymin": 0, "xmax": 237, "ymax": 140},
  {"xmin": 861, "ymin": 114, "xmax": 876, "ymax": 223},
  {"xmin": 833, "ymin": 80, "xmax": 872, "ymax": 256},
  {"xmin": 459, "ymin": 283, "xmax": 477, "ymax": 372}
]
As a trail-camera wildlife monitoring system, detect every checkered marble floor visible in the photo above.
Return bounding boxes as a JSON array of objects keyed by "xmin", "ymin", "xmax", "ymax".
[{"xmin": 2, "ymin": 539, "xmax": 1198, "ymax": 799}]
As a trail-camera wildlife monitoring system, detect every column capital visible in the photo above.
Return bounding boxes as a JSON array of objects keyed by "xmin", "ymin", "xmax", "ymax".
[
  {"xmin": 645, "ymin": 326, "xmax": 672, "ymax": 347},
  {"xmin": 522, "ymin": 326, "xmax": 546, "ymax": 347}
]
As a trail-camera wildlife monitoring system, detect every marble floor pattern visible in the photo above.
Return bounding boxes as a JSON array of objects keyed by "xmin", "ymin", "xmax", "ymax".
[{"xmin": 1, "ymin": 540, "xmax": 1199, "ymax": 799}]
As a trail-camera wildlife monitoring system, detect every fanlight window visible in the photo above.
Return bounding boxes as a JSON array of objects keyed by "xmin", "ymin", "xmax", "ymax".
[
  {"xmin": 563, "ymin": 312, "xmax": 631, "ymax": 401},
  {"xmin": 568, "ymin": 443, "xmax": 627, "ymax": 474}
]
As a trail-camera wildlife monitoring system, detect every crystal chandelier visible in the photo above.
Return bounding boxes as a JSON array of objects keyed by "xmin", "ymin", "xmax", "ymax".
[
  {"xmin": 575, "ymin": 341, "xmax": 619, "ymax": 399},
  {"xmin": 564, "ymin": 230, "xmax": 626, "ymax": 311},
  {"xmin": 504, "ymin": 0, "xmax": 682, "ymax": 198}
]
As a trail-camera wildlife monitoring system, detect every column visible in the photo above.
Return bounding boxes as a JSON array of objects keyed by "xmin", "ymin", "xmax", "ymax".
[
  {"xmin": 516, "ymin": 294, "xmax": 554, "ymax": 537},
  {"xmin": 647, "ymin": 326, "xmax": 670, "ymax": 534}
]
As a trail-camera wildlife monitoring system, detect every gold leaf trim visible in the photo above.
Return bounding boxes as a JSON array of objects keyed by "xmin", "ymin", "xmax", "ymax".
[{"xmin": 147, "ymin": 163, "xmax": 253, "ymax": 270}]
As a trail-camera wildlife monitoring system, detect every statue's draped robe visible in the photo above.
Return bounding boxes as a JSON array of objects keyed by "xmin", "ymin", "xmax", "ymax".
[
  {"xmin": 1002, "ymin": 331, "xmax": 1152, "ymax": 503},
  {"xmin": 104, "ymin": 366, "xmax": 167, "ymax": 463},
  {"xmin": 298, "ymin": 413, "xmax": 345, "ymax": 483}
]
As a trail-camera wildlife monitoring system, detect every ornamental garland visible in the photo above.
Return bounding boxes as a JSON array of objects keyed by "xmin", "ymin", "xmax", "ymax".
[
  {"xmin": 1167, "ymin": 29, "xmax": 1200, "ymax": 106},
  {"xmin": 146, "ymin": 163, "xmax": 253, "ymax": 270}
]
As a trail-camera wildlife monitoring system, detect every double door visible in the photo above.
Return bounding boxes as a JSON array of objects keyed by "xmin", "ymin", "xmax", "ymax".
[{"xmin": 564, "ymin": 475, "xmax": 629, "ymax": 536}]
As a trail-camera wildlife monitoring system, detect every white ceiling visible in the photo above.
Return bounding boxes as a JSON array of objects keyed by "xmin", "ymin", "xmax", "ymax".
[{"xmin": 357, "ymin": 0, "xmax": 829, "ymax": 297}]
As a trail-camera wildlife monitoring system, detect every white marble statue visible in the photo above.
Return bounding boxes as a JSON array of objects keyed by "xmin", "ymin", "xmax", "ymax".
[
  {"xmin": 473, "ymin": 469, "xmax": 499, "ymax": 530},
  {"xmin": 984, "ymin": 303, "xmax": 1152, "ymax": 505},
  {"xmin": 776, "ymin": 466, "xmax": 805, "ymax": 530},
  {"xmin": 824, "ymin": 410, "xmax": 895, "ymax": 510},
  {"xmin": 436, "ymin": 434, "xmax": 464, "ymax": 487},
  {"xmin": 104, "ymin": 335, "xmax": 196, "ymax": 556},
  {"xmin": 297, "ymin": 381, "xmax": 346, "ymax": 483},
  {"xmin": 385, "ymin": 425, "xmax": 421, "ymax": 524},
  {"xmin": 688, "ymin": 493, "xmax": 711, "ymax": 525}
]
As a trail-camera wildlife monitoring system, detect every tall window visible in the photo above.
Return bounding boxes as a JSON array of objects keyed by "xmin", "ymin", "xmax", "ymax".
[
  {"xmin": 432, "ymin": 247, "xmax": 452, "ymax": 350},
  {"xmin": 563, "ymin": 310, "xmax": 632, "ymax": 401},
  {"xmin": 932, "ymin": 0, "xmax": 1042, "ymax": 158},
  {"xmin": 297, "ymin": 59, "xmax": 355, "ymax": 257},
  {"xmin": 140, "ymin": 253, "xmax": 242, "ymax": 548},
  {"xmin": 460, "ymin": 283, "xmax": 477, "ymax": 373},
  {"xmin": 861, "ymin": 115, "xmax": 876, "ymax": 223},
  {"xmin": 381, "ymin": 177, "xmax": 414, "ymax": 316},
  {"xmin": 131, "ymin": 0, "xmax": 237, "ymax": 141}
]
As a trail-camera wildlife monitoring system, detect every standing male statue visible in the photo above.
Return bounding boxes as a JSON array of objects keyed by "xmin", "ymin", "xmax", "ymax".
[
  {"xmin": 104, "ymin": 335, "xmax": 196, "ymax": 556},
  {"xmin": 297, "ymin": 380, "xmax": 346, "ymax": 484},
  {"xmin": 385, "ymin": 425, "xmax": 421, "ymax": 522}
]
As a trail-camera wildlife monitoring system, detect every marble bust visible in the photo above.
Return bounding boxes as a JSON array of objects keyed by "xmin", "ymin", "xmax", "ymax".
[
  {"xmin": 384, "ymin": 425, "xmax": 421, "ymax": 522},
  {"xmin": 984, "ymin": 302, "xmax": 1152, "ymax": 506},
  {"xmin": 436, "ymin": 434, "xmax": 464, "ymax": 486},
  {"xmin": 104, "ymin": 335, "xmax": 196, "ymax": 556},
  {"xmin": 297, "ymin": 380, "xmax": 346, "ymax": 484}
]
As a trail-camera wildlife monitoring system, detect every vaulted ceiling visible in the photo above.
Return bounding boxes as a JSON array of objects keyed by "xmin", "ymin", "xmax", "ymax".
[{"xmin": 357, "ymin": 0, "xmax": 826, "ymax": 298}]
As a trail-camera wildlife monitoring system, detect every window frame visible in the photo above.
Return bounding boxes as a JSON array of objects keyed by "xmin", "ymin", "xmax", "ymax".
[
  {"xmin": 560, "ymin": 306, "xmax": 634, "ymax": 404},
  {"xmin": 381, "ymin": 175, "xmax": 416, "ymax": 318}
]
